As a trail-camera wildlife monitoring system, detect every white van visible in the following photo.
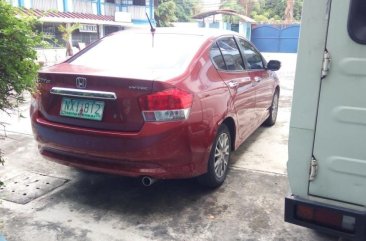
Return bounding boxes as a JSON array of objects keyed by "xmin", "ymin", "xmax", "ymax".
[{"xmin": 285, "ymin": 0, "xmax": 366, "ymax": 240}]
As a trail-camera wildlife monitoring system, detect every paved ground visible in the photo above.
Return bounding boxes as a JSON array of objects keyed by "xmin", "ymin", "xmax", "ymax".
[{"xmin": 0, "ymin": 54, "xmax": 339, "ymax": 241}]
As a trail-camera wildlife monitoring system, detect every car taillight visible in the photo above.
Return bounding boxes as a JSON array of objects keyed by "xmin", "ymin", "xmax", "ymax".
[{"xmin": 139, "ymin": 88, "xmax": 193, "ymax": 122}]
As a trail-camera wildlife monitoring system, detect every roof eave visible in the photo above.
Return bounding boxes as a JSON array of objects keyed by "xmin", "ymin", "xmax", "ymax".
[{"xmin": 39, "ymin": 16, "xmax": 133, "ymax": 26}]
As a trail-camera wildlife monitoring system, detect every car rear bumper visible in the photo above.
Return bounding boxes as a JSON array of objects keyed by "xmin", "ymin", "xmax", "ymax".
[
  {"xmin": 285, "ymin": 195, "xmax": 366, "ymax": 241},
  {"xmin": 32, "ymin": 113, "xmax": 209, "ymax": 179}
]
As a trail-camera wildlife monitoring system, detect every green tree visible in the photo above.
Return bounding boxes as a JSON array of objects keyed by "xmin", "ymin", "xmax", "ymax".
[
  {"xmin": 293, "ymin": 0, "xmax": 303, "ymax": 21},
  {"xmin": 221, "ymin": 0, "xmax": 245, "ymax": 14},
  {"xmin": 174, "ymin": 0, "xmax": 196, "ymax": 22},
  {"xmin": 58, "ymin": 23, "xmax": 80, "ymax": 56},
  {"xmin": 251, "ymin": 0, "xmax": 284, "ymax": 22},
  {"xmin": 155, "ymin": 0, "xmax": 201, "ymax": 25},
  {"xmin": 220, "ymin": 0, "xmax": 245, "ymax": 24},
  {"xmin": 250, "ymin": 0, "xmax": 303, "ymax": 23},
  {"xmin": 0, "ymin": 1, "xmax": 43, "ymax": 186},
  {"xmin": 155, "ymin": 0, "xmax": 177, "ymax": 27}
]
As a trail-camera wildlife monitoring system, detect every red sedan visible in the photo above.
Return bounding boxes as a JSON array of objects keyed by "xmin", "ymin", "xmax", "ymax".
[{"xmin": 31, "ymin": 28, "xmax": 280, "ymax": 187}]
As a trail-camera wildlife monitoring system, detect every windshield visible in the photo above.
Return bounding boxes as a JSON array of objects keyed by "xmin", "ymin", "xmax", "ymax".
[{"xmin": 70, "ymin": 32, "xmax": 206, "ymax": 72}]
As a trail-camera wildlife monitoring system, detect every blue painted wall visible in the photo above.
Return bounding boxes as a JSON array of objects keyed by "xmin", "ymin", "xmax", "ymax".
[{"xmin": 251, "ymin": 24, "xmax": 300, "ymax": 53}]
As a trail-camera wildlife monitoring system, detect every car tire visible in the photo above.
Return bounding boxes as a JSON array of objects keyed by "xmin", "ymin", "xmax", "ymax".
[
  {"xmin": 263, "ymin": 90, "xmax": 279, "ymax": 127},
  {"xmin": 198, "ymin": 124, "xmax": 231, "ymax": 188}
]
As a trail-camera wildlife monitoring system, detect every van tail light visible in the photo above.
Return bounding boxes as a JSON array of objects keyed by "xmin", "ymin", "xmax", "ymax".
[
  {"xmin": 138, "ymin": 88, "xmax": 193, "ymax": 122},
  {"xmin": 296, "ymin": 204, "xmax": 356, "ymax": 232}
]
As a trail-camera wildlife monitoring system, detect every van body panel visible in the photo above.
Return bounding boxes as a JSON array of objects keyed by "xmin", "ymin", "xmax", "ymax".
[
  {"xmin": 287, "ymin": 0, "xmax": 366, "ymax": 239},
  {"xmin": 310, "ymin": 0, "xmax": 366, "ymax": 206},
  {"xmin": 289, "ymin": 0, "xmax": 329, "ymax": 130},
  {"xmin": 288, "ymin": 0, "xmax": 330, "ymax": 197},
  {"xmin": 287, "ymin": 128, "xmax": 314, "ymax": 196}
]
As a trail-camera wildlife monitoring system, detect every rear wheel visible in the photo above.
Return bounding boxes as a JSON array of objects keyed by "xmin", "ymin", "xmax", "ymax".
[
  {"xmin": 198, "ymin": 124, "xmax": 231, "ymax": 188},
  {"xmin": 263, "ymin": 90, "xmax": 279, "ymax": 126}
]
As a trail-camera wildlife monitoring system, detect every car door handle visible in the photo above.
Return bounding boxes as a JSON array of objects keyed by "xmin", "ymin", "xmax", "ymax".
[
  {"xmin": 227, "ymin": 80, "xmax": 239, "ymax": 88},
  {"xmin": 254, "ymin": 77, "xmax": 262, "ymax": 82}
]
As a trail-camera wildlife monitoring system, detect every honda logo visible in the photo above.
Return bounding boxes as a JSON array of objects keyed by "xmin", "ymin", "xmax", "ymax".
[{"xmin": 76, "ymin": 77, "xmax": 87, "ymax": 89}]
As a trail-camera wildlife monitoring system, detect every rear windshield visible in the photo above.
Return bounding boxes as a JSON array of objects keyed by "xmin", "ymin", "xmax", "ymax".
[{"xmin": 70, "ymin": 32, "xmax": 205, "ymax": 71}]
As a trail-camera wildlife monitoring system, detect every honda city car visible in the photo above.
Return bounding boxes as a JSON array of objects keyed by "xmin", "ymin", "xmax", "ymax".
[{"xmin": 31, "ymin": 28, "xmax": 281, "ymax": 187}]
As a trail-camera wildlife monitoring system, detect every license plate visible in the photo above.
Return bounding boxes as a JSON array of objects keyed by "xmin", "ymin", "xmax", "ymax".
[{"xmin": 60, "ymin": 97, "xmax": 105, "ymax": 121}]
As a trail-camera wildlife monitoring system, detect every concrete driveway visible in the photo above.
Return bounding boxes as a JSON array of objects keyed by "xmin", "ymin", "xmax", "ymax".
[{"xmin": 0, "ymin": 54, "xmax": 338, "ymax": 241}]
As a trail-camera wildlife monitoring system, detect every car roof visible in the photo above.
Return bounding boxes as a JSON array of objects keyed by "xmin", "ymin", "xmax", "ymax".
[{"xmin": 111, "ymin": 27, "xmax": 241, "ymax": 39}]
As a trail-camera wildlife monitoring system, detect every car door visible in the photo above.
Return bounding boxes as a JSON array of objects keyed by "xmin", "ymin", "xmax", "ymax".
[
  {"xmin": 210, "ymin": 36, "xmax": 256, "ymax": 143},
  {"xmin": 310, "ymin": 0, "xmax": 366, "ymax": 206},
  {"xmin": 236, "ymin": 37, "xmax": 274, "ymax": 125}
]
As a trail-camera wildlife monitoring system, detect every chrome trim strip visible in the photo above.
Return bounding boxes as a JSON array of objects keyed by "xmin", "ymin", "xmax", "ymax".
[{"xmin": 50, "ymin": 87, "xmax": 117, "ymax": 100}]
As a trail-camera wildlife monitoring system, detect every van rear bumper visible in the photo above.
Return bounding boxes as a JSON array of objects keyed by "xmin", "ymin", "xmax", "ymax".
[{"xmin": 285, "ymin": 195, "xmax": 366, "ymax": 241}]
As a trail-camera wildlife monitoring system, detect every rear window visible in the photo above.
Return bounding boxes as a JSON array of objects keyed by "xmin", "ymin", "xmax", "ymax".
[
  {"xmin": 348, "ymin": 0, "xmax": 366, "ymax": 44},
  {"xmin": 70, "ymin": 32, "xmax": 205, "ymax": 71}
]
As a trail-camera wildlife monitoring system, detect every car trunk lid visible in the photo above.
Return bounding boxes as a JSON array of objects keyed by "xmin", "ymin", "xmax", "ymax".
[{"xmin": 37, "ymin": 64, "xmax": 154, "ymax": 132}]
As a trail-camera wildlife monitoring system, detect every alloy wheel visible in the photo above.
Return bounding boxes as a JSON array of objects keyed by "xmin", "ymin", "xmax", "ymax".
[{"xmin": 214, "ymin": 132, "xmax": 230, "ymax": 178}]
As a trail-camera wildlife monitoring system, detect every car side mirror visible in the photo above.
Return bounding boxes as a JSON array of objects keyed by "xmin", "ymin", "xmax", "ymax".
[{"xmin": 267, "ymin": 60, "xmax": 281, "ymax": 71}]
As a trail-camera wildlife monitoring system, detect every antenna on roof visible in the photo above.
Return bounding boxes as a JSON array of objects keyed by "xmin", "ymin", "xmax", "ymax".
[{"xmin": 146, "ymin": 12, "xmax": 155, "ymax": 47}]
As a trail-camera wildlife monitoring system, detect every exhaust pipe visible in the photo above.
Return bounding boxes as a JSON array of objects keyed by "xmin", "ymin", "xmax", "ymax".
[{"xmin": 141, "ymin": 176, "xmax": 157, "ymax": 187}]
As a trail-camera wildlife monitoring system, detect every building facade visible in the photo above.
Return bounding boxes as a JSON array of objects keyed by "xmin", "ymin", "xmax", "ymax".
[{"xmin": 5, "ymin": 0, "xmax": 154, "ymax": 47}]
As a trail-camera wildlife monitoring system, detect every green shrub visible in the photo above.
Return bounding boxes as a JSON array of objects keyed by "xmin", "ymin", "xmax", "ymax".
[
  {"xmin": 0, "ymin": 1, "xmax": 42, "ymax": 111},
  {"xmin": 0, "ymin": 1, "xmax": 43, "ymax": 187}
]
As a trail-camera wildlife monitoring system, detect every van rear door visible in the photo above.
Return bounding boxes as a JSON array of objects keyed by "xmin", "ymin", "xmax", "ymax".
[{"xmin": 310, "ymin": 0, "xmax": 366, "ymax": 206}]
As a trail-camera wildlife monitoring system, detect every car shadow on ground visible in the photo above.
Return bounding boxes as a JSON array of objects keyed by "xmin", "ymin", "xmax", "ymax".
[
  {"xmin": 58, "ymin": 171, "xmax": 218, "ymax": 216},
  {"xmin": 32, "ymin": 169, "xmax": 339, "ymax": 241}
]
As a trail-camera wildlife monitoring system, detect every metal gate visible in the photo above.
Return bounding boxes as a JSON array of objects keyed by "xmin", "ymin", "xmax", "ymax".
[{"xmin": 251, "ymin": 24, "xmax": 300, "ymax": 53}]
